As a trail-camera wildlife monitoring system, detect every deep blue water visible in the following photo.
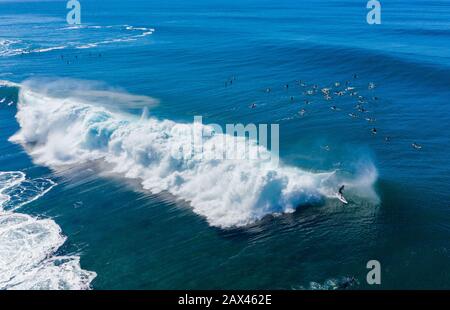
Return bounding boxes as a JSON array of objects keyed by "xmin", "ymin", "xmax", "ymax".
[{"xmin": 0, "ymin": 0, "xmax": 450, "ymax": 289}]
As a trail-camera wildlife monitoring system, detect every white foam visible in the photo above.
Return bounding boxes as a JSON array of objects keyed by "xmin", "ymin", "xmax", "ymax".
[
  {"xmin": 0, "ymin": 177, "xmax": 57, "ymax": 211},
  {"xmin": 9, "ymin": 79, "xmax": 379, "ymax": 228},
  {"xmin": 0, "ymin": 80, "xmax": 20, "ymax": 88},
  {"xmin": 134, "ymin": 31, "xmax": 154, "ymax": 38},
  {"xmin": 1, "ymin": 24, "xmax": 154, "ymax": 57},
  {"xmin": 0, "ymin": 39, "xmax": 29, "ymax": 57},
  {"xmin": 0, "ymin": 171, "xmax": 96, "ymax": 290},
  {"xmin": 32, "ymin": 46, "xmax": 67, "ymax": 53},
  {"xmin": 76, "ymin": 43, "xmax": 98, "ymax": 49},
  {"xmin": 0, "ymin": 212, "xmax": 96, "ymax": 290},
  {"xmin": 73, "ymin": 23, "xmax": 156, "ymax": 49},
  {"xmin": 5, "ymin": 256, "xmax": 95, "ymax": 290},
  {"xmin": 0, "ymin": 171, "xmax": 26, "ymax": 207},
  {"xmin": 294, "ymin": 276, "xmax": 358, "ymax": 290},
  {"xmin": 0, "ymin": 39, "xmax": 21, "ymax": 47},
  {"xmin": 124, "ymin": 25, "xmax": 155, "ymax": 37}
]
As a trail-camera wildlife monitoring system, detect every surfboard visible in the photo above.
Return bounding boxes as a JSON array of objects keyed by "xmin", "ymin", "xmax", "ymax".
[{"xmin": 337, "ymin": 194, "xmax": 348, "ymax": 204}]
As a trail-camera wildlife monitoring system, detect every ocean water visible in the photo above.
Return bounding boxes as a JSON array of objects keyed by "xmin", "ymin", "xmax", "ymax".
[{"xmin": 0, "ymin": 0, "xmax": 450, "ymax": 289}]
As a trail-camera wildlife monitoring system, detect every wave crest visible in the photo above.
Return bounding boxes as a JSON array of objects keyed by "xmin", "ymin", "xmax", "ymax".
[{"xmin": 10, "ymin": 79, "xmax": 378, "ymax": 228}]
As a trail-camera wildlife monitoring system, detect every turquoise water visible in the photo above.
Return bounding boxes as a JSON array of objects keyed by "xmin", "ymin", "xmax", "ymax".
[{"xmin": 1, "ymin": 0, "xmax": 450, "ymax": 289}]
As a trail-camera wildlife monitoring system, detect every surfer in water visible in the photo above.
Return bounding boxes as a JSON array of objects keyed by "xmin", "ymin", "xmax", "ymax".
[
  {"xmin": 412, "ymin": 142, "xmax": 422, "ymax": 150},
  {"xmin": 338, "ymin": 185, "xmax": 348, "ymax": 204}
]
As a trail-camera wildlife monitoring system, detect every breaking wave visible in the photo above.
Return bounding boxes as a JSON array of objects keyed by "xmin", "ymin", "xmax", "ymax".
[{"xmin": 7, "ymin": 79, "xmax": 378, "ymax": 228}]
